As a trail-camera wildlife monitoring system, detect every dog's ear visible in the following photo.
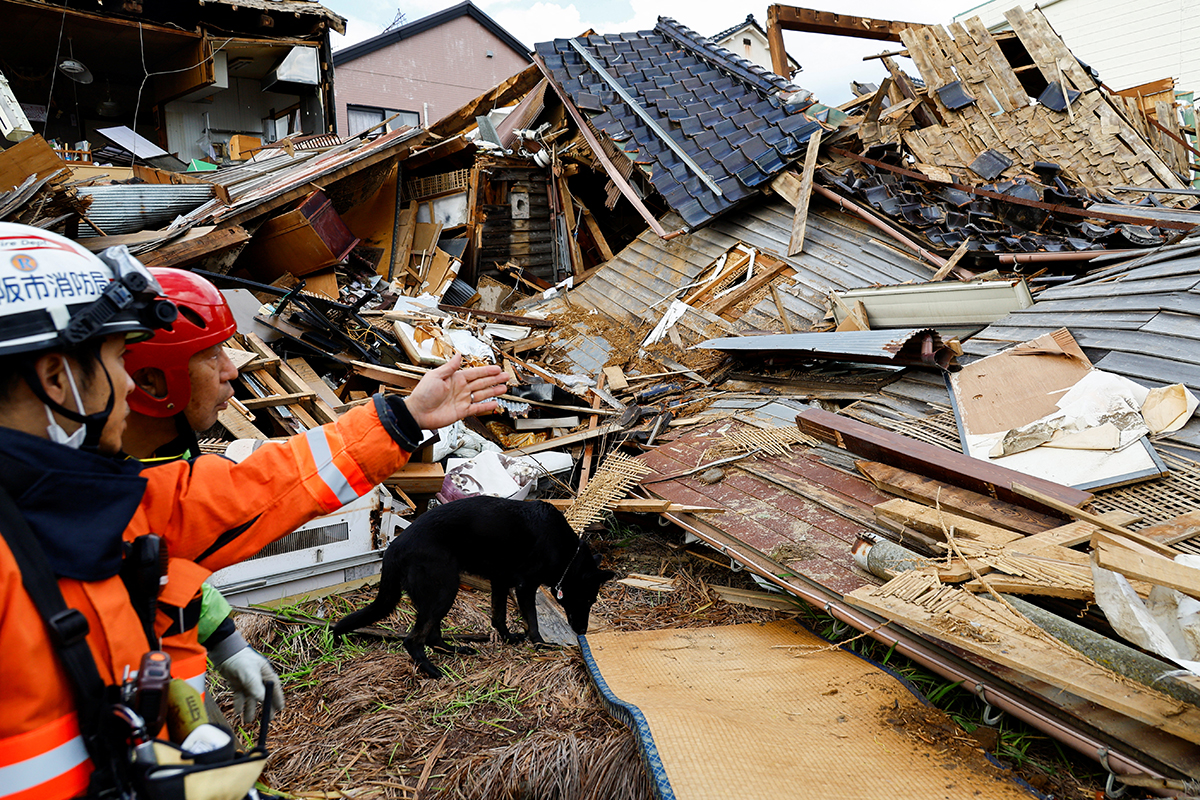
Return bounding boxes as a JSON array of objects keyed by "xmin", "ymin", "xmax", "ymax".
[{"xmin": 593, "ymin": 553, "xmax": 603, "ymax": 567}]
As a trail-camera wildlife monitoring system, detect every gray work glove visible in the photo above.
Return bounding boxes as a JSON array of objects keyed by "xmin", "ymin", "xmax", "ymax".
[{"xmin": 211, "ymin": 631, "xmax": 286, "ymax": 724}]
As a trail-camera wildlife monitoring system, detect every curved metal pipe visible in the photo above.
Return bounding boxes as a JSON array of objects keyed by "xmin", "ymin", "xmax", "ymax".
[
  {"xmin": 998, "ymin": 249, "xmax": 1139, "ymax": 265},
  {"xmin": 662, "ymin": 511, "xmax": 1179, "ymax": 794}
]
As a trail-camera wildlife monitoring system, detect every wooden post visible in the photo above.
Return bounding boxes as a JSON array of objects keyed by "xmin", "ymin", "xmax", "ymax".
[
  {"xmin": 787, "ymin": 127, "xmax": 823, "ymax": 257},
  {"xmin": 577, "ymin": 372, "xmax": 607, "ymax": 493},
  {"xmin": 766, "ymin": 5, "xmax": 791, "ymax": 80}
]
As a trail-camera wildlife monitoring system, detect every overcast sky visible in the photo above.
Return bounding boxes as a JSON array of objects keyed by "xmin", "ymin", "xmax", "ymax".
[{"xmin": 324, "ymin": 0, "xmax": 984, "ymax": 105}]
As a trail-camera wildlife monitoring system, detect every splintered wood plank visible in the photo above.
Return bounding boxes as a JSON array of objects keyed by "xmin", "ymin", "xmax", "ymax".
[
  {"xmin": 848, "ymin": 583, "xmax": 1200, "ymax": 743},
  {"xmin": 141, "ymin": 225, "xmax": 250, "ymax": 270},
  {"xmin": 875, "ymin": 499, "xmax": 1025, "ymax": 545},
  {"xmin": 856, "ymin": 461, "xmax": 1060, "ymax": 535},
  {"xmin": 1092, "ymin": 531, "xmax": 1199, "ymax": 598},
  {"xmin": 787, "ymin": 127, "xmax": 823, "ymax": 256},
  {"xmin": 1136, "ymin": 512, "xmax": 1200, "ymax": 546},
  {"xmin": 1011, "ymin": 484, "xmax": 1177, "ymax": 558},
  {"xmin": 966, "ymin": 575, "xmax": 1093, "ymax": 600}
]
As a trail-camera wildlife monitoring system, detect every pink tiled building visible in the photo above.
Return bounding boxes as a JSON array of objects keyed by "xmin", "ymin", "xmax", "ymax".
[{"xmin": 332, "ymin": 1, "xmax": 530, "ymax": 136}]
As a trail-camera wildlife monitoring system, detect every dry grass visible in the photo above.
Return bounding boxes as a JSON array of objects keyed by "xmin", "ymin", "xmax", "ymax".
[{"xmin": 213, "ymin": 556, "xmax": 787, "ymax": 799}]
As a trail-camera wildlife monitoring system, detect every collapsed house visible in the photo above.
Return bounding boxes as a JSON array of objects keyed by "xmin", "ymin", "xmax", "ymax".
[
  {"xmin": 0, "ymin": 0, "xmax": 346, "ymax": 165},
  {"xmin": 2, "ymin": 1, "xmax": 1200, "ymax": 796}
]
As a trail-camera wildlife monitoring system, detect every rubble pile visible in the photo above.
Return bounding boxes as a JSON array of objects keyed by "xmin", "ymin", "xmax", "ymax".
[{"xmin": 3, "ymin": 0, "xmax": 1200, "ymax": 795}]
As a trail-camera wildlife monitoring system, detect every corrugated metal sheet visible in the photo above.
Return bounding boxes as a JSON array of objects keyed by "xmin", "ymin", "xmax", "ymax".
[
  {"xmin": 523, "ymin": 195, "xmax": 936, "ymax": 338},
  {"xmin": 169, "ymin": 127, "xmax": 424, "ymax": 230},
  {"xmin": 77, "ymin": 185, "xmax": 215, "ymax": 237}
]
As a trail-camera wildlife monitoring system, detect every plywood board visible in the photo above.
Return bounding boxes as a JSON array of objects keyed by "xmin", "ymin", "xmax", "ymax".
[{"xmin": 950, "ymin": 328, "xmax": 1091, "ymax": 435}]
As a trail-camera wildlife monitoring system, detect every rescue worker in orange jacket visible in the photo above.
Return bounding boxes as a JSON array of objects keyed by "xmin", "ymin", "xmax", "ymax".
[
  {"xmin": 121, "ymin": 267, "xmax": 283, "ymax": 724},
  {"xmin": 0, "ymin": 222, "xmax": 508, "ymax": 799}
]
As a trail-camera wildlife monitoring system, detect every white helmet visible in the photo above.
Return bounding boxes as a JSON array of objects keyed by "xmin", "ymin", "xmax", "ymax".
[{"xmin": 0, "ymin": 222, "xmax": 176, "ymax": 357}]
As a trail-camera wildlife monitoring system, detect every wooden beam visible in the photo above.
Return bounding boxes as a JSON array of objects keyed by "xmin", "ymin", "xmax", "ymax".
[
  {"xmin": 577, "ymin": 372, "xmax": 606, "ymax": 493},
  {"xmin": 141, "ymin": 225, "xmax": 250, "ymax": 269},
  {"xmin": 874, "ymin": 499, "xmax": 1024, "ymax": 545},
  {"xmin": 533, "ymin": 54, "xmax": 672, "ymax": 239},
  {"xmin": 797, "ymin": 408, "xmax": 1094, "ymax": 512},
  {"xmin": 787, "ymin": 127, "xmax": 823, "ymax": 257},
  {"xmin": 350, "ymin": 360, "xmax": 421, "ymax": 390},
  {"xmin": 765, "ymin": 4, "xmax": 792, "ymax": 80},
  {"xmin": 433, "ymin": 304, "xmax": 555, "ymax": 328},
  {"xmin": 403, "ymin": 136, "xmax": 471, "ymax": 171},
  {"xmin": 428, "ymin": 63, "xmax": 545, "ymax": 139},
  {"xmin": 503, "ymin": 422, "xmax": 623, "ymax": 456},
  {"xmin": 1010, "ymin": 484, "xmax": 1177, "ymax": 559},
  {"xmin": 856, "ymin": 461, "xmax": 1063, "ymax": 535},
  {"xmin": 1093, "ymin": 531, "xmax": 1199, "ymax": 598},
  {"xmin": 1135, "ymin": 511, "xmax": 1200, "ymax": 546},
  {"xmin": 579, "ymin": 204, "xmax": 614, "ymax": 262},
  {"xmin": 545, "ymin": 498, "xmax": 723, "ymax": 513},
  {"xmin": 239, "ymin": 391, "xmax": 315, "ymax": 410},
  {"xmin": 768, "ymin": 5, "xmax": 921, "ymax": 41},
  {"xmin": 769, "ymin": 284, "xmax": 794, "ymax": 333}
]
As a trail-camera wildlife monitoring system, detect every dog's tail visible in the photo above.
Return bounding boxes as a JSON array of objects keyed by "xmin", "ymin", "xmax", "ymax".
[{"xmin": 331, "ymin": 563, "xmax": 406, "ymax": 640}]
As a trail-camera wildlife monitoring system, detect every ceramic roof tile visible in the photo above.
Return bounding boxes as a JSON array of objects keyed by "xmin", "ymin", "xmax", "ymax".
[{"xmin": 537, "ymin": 15, "xmax": 821, "ymax": 228}]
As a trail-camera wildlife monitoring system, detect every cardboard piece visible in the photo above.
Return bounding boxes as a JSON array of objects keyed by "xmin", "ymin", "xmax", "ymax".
[{"xmin": 949, "ymin": 330, "xmax": 1167, "ymax": 491}]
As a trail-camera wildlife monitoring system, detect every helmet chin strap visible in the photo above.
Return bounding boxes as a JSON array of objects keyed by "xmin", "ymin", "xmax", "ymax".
[{"xmin": 22, "ymin": 356, "xmax": 115, "ymax": 452}]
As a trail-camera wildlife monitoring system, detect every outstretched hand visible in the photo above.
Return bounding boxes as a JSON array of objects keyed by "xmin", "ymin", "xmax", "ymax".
[{"xmin": 404, "ymin": 353, "xmax": 509, "ymax": 430}]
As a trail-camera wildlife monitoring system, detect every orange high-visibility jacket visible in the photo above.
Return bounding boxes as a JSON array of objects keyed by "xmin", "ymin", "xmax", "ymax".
[{"xmin": 0, "ymin": 398, "xmax": 413, "ymax": 800}]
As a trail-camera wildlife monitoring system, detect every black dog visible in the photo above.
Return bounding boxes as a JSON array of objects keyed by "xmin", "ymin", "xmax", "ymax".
[{"xmin": 331, "ymin": 496, "xmax": 614, "ymax": 678}]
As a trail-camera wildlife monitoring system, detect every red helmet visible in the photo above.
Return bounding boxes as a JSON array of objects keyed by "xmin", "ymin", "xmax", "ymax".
[{"xmin": 125, "ymin": 268, "xmax": 237, "ymax": 417}]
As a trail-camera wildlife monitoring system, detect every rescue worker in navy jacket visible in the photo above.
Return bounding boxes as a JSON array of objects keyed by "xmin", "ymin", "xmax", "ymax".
[{"xmin": 0, "ymin": 222, "xmax": 508, "ymax": 799}]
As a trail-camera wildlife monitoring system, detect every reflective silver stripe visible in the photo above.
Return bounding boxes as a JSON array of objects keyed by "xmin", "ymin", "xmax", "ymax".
[
  {"xmin": 303, "ymin": 427, "xmax": 360, "ymax": 506},
  {"xmin": 0, "ymin": 734, "xmax": 88, "ymax": 794},
  {"xmin": 185, "ymin": 672, "xmax": 207, "ymax": 695}
]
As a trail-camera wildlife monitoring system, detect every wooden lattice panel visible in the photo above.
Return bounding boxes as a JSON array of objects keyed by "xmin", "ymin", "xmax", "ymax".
[
  {"xmin": 702, "ymin": 426, "xmax": 820, "ymax": 461},
  {"xmin": 564, "ymin": 451, "xmax": 653, "ymax": 533},
  {"xmin": 404, "ymin": 169, "xmax": 470, "ymax": 201},
  {"xmin": 1091, "ymin": 453, "xmax": 1200, "ymax": 534}
]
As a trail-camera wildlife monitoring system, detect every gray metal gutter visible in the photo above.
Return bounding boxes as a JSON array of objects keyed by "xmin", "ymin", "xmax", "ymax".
[{"xmin": 697, "ymin": 328, "xmax": 954, "ymax": 369}]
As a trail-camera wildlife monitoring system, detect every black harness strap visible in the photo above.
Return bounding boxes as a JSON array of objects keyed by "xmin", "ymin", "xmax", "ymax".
[{"xmin": 0, "ymin": 482, "xmax": 130, "ymax": 797}]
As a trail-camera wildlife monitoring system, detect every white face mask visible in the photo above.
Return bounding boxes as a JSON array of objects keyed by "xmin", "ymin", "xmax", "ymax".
[{"xmin": 44, "ymin": 358, "xmax": 87, "ymax": 450}]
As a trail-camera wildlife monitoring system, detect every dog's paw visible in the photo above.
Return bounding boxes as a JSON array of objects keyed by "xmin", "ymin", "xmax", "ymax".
[
  {"xmin": 501, "ymin": 632, "xmax": 527, "ymax": 645},
  {"xmin": 417, "ymin": 662, "xmax": 445, "ymax": 679}
]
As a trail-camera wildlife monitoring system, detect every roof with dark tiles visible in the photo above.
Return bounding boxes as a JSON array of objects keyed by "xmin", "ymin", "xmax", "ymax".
[{"xmin": 535, "ymin": 16, "xmax": 823, "ymax": 229}]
